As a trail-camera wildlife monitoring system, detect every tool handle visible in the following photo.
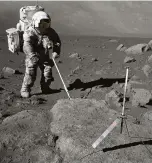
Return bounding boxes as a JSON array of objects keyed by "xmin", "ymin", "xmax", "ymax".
[
  {"xmin": 52, "ymin": 57, "xmax": 71, "ymax": 100},
  {"xmin": 92, "ymin": 118, "xmax": 120, "ymax": 148},
  {"xmin": 121, "ymin": 67, "xmax": 129, "ymax": 116}
]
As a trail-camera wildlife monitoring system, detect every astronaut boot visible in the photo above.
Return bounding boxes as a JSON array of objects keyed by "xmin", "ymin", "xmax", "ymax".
[
  {"xmin": 41, "ymin": 85, "xmax": 53, "ymax": 94},
  {"xmin": 20, "ymin": 87, "xmax": 31, "ymax": 98},
  {"xmin": 40, "ymin": 77, "xmax": 54, "ymax": 94},
  {"xmin": 21, "ymin": 91, "xmax": 30, "ymax": 98}
]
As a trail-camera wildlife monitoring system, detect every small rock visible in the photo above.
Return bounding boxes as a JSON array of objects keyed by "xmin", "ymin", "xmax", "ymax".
[
  {"xmin": 131, "ymin": 88, "xmax": 152, "ymax": 107},
  {"xmin": 105, "ymin": 89, "xmax": 123, "ymax": 108},
  {"xmin": 2, "ymin": 67, "xmax": 22, "ymax": 75},
  {"xmin": 0, "ymin": 86, "xmax": 4, "ymax": 91},
  {"xmin": 8, "ymin": 60, "xmax": 14, "ymax": 63},
  {"xmin": 30, "ymin": 96, "xmax": 47, "ymax": 105},
  {"xmin": 116, "ymin": 44, "xmax": 124, "ymax": 51},
  {"xmin": 0, "ymin": 73, "xmax": 4, "ymax": 79},
  {"xmin": 57, "ymin": 60, "xmax": 62, "ymax": 64},
  {"xmin": 120, "ymin": 46, "xmax": 127, "ymax": 52},
  {"xmin": 109, "ymin": 39, "xmax": 118, "ymax": 43},
  {"xmin": 2, "ymin": 67, "xmax": 16, "ymax": 74},
  {"xmin": 148, "ymin": 55, "xmax": 152, "ymax": 64},
  {"xmin": 143, "ymin": 111, "xmax": 152, "ymax": 121},
  {"xmin": 77, "ymin": 56, "xmax": 84, "ymax": 61},
  {"xmin": 68, "ymin": 74, "xmax": 73, "ymax": 77},
  {"xmin": 71, "ymin": 66, "xmax": 80, "ymax": 74},
  {"xmin": 124, "ymin": 56, "xmax": 136, "ymax": 63},
  {"xmin": 107, "ymin": 60, "xmax": 112, "ymax": 64},
  {"xmin": 47, "ymin": 135, "xmax": 54, "ymax": 146},
  {"xmin": 0, "ymin": 112, "xmax": 2, "ymax": 118},
  {"xmin": 69, "ymin": 53, "xmax": 79, "ymax": 58},
  {"xmin": 142, "ymin": 64, "xmax": 152, "ymax": 77},
  {"xmin": 95, "ymin": 69, "xmax": 106, "ymax": 75},
  {"xmin": 91, "ymin": 58, "xmax": 98, "ymax": 62},
  {"xmin": 119, "ymin": 82, "xmax": 132, "ymax": 94},
  {"xmin": 130, "ymin": 75, "xmax": 141, "ymax": 82}
]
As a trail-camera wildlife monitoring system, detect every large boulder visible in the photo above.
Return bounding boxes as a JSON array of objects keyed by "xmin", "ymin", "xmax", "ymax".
[
  {"xmin": 142, "ymin": 64, "xmax": 152, "ymax": 77},
  {"xmin": 125, "ymin": 43, "xmax": 147, "ymax": 55},
  {"xmin": 50, "ymin": 98, "xmax": 152, "ymax": 163},
  {"xmin": 0, "ymin": 110, "xmax": 61, "ymax": 163},
  {"xmin": 145, "ymin": 40, "xmax": 152, "ymax": 51},
  {"xmin": 131, "ymin": 88, "xmax": 152, "ymax": 107}
]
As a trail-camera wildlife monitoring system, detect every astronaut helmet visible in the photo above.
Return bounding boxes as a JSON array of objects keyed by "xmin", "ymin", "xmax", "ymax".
[{"xmin": 32, "ymin": 11, "xmax": 51, "ymax": 30}]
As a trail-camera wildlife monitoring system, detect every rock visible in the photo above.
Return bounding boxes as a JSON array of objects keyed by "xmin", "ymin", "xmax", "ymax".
[
  {"xmin": 0, "ymin": 72, "xmax": 4, "ymax": 79},
  {"xmin": 124, "ymin": 56, "xmax": 136, "ymax": 63},
  {"xmin": 95, "ymin": 69, "xmax": 106, "ymax": 75},
  {"xmin": 116, "ymin": 44, "xmax": 124, "ymax": 51},
  {"xmin": 0, "ymin": 86, "xmax": 4, "ymax": 91},
  {"xmin": 145, "ymin": 40, "xmax": 152, "ymax": 51},
  {"xmin": 30, "ymin": 96, "xmax": 47, "ymax": 105},
  {"xmin": 0, "ymin": 112, "xmax": 2, "ymax": 118},
  {"xmin": 29, "ymin": 146, "xmax": 62, "ymax": 163},
  {"xmin": 69, "ymin": 53, "xmax": 79, "ymax": 58},
  {"xmin": 148, "ymin": 55, "xmax": 152, "ymax": 64},
  {"xmin": 143, "ymin": 111, "xmax": 152, "ymax": 121},
  {"xmin": 71, "ymin": 66, "xmax": 80, "ymax": 74},
  {"xmin": 50, "ymin": 99, "xmax": 117, "ymax": 163},
  {"xmin": 57, "ymin": 60, "xmax": 62, "ymax": 64},
  {"xmin": 2, "ymin": 67, "xmax": 22, "ymax": 75},
  {"xmin": 105, "ymin": 89, "xmax": 123, "ymax": 107},
  {"xmin": 131, "ymin": 88, "xmax": 152, "ymax": 107},
  {"xmin": 119, "ymin": 46, "xmax": 127, "ymax": 52},
  {"xmin": 50, "ymin": 98, "xmax": 152, "ymax": 163},
  {"xmin": 0, "ymin": 110, "xmax": 61, "ymax": 163},
  {"xmin": 91, "ymin": 58, "xmax": 98, "ymax": 62},
  {"xmin": 8, "ymin": 60, "xmax": 14, "ymax": 63},
  {"xmin": 129, "ymin": 75, "xmax": 142, "ymax": 84},
  {"xmin": 130, "ymin": 75, "xmax": 140, "ymax": 81},
  {"xmin": 109, "ymin": 39, "xmax": 118, "ymax": 43},
  {"xmin": 15, "ymin": 97, "xmax": 47, "ymax": 106},
  {"xmin": 2, "ymin": 67, "xmax": 16, "ymax": 74},
  {"xmin": 107, "ymin": 60, "xmax": 112, "ymax": 64},
  {"xmin": 125, "ymin": 43, "xmax": 147, "ymax": 55},
  {"xmin": 119, "ymin": 82, "xmax": 132, "ymax": 94},
  {"xmin": 142, "ymin": 64, "xmax": 152, "ymax": 77},
  {"xmin": 144, "ymin": 44, "xmax": 151, "ymax": 52}
]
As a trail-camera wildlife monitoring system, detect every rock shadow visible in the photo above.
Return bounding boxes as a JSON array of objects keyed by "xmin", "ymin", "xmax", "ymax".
[
  {"xmin": 68, "ymin": 77, "xmax": 126, "ymax": 91},
  {"xmin": 103, "ymin": 139, "xmax": 152, "ymax": 152}
]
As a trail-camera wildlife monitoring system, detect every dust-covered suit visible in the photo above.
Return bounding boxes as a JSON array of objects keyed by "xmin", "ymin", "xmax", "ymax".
[{"xmin": 21, "ymin": 26, "xmax": 61, "ymax": 94}]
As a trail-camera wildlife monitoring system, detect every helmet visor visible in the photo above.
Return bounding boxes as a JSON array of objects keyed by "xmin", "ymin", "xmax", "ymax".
[{"xmin": 39, "ymin": 19, "xmax": 50, "ymax": 29}]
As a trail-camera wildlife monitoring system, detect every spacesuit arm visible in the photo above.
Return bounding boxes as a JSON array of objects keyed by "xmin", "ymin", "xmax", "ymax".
[
  {"xmin": 49, "ymin": 28, "xmax": 61, "ymax": 55},
  {"xmin": 53, "ymin": 33, "xmax": 61, "ymax": 55},
  {"xmin": 23, "ymin": 30, "xmax": 37, "ymax": 58}
]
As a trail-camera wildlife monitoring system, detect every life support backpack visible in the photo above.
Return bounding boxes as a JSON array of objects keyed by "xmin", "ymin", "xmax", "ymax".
[{"xmin": 6, "ymin": 5, "xmax": 44, "ymax": 54}]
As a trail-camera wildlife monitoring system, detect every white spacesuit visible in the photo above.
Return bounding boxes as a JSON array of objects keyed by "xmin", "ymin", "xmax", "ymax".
[{"xmin": 20, "ymin": 11, "xmax": 61, "ymax": 98}]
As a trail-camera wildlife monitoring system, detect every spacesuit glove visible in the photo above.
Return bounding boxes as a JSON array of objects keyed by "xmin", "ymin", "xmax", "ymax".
[{"xmin": 52, "ymin": 52, "xmax": 59, "ymax": 59}]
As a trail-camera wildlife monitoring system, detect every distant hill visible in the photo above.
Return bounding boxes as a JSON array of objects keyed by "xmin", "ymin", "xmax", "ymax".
[{"xmin": 1, "ymin": 1, "xmax": 152, "ymax": 37}]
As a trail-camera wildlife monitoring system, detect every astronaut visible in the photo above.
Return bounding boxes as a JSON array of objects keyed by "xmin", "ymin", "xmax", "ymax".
[{"xmin": 20, "ymin": 11, "xmax": 61, "ymax": 98}]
